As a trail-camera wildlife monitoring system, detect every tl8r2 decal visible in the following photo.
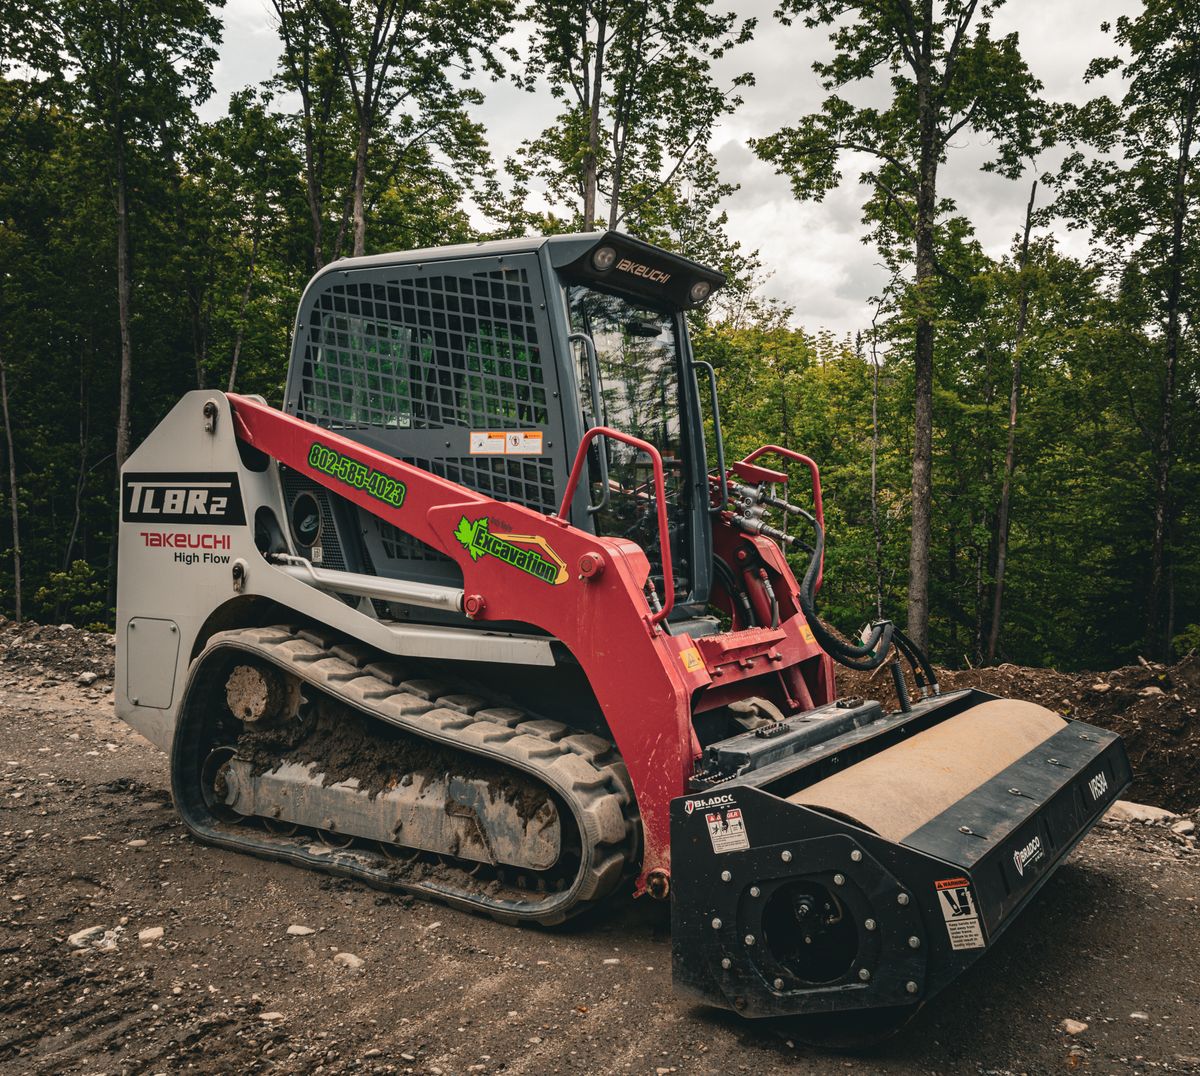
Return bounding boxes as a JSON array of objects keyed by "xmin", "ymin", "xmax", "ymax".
[
  {"xmin": 453, "ymin": 516, "xmax": 567, "ymax": 585},
  {"xmin": 122, "ymin": 473, "xmax": 246, "ymax": 525}
]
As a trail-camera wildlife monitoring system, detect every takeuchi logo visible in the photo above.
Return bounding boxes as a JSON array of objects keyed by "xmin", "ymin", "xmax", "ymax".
[{"xmin": 453, "ymin": 516, "xmax": 568, "ymax": 585}]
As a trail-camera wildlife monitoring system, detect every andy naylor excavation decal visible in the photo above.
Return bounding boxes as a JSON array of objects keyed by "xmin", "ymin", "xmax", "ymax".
[
  {"xmin": 308, "ymin": 442, "xmax": 406, "ymax": 508},
  {"xmin": 453, "ymin": 516, "xmax": 567, "ymax": 585}
]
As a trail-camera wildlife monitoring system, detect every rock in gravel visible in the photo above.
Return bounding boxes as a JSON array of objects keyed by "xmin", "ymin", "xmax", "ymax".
[
  {"xmin": 139, "ymin": 926, "xmax": 164, "ymax": 942},
  {"xmin": 260, "ymin": 1011, "xmax": 286, "ymax": 1023},
  {"xmin": 126, "ymin": 839, "xmax": 148, "ymax": 848},
  {"xmin": 333, "ymin": 951, "xmax": 364, "ymax": 969},
  {"xmin": 77, "ymin": 671, "xmax": 98, "ymax": 686},
  {"xmin": 286, "ymin": 924, "xmax": 316, "ymax": 936},
  {"xmin": 1130, "ymin": 1011, "xmax": 1151, "ymax": 1021},
  {"xmin": 1171, "ymin": 819, "xmax": 1196, "ymax": 836},
  {"xmin": 1105, "ymin": 800, "xmax": 1178, "ymax": 825},
  {"xmin": 1062, "ymin": 1018, "xmax": 1089, "ymax": 1035},
  {"xmin": 67, "ymin": 925, "xmax": 107, "ymax": 949}
]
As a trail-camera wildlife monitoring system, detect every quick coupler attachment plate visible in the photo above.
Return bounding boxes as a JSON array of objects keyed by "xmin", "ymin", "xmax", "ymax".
[
  {"xmin": 689, "ymin": 698, "xmax": 884, "ymax": 789},
  {"xmin": 669, "ymin": 711, "xmax": 1131, "ymax": 1023}
]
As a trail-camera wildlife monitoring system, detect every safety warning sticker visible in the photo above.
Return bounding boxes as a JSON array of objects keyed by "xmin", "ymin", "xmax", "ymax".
[
  {"xmin": 706, "ymin": 808, "xmax": 750, "ymax": 854},
  {"xmin": 935, "ymin": 877, "xmax": 985, "ymax": 950},
  {"xmin": 505, "ymin": 431, "xmax": 543, "ymax": 455},
  {"xmin": 469, "ymin": 430, "xmax": 544, "ymax": 456},
  {"xmin": 469, "ymin": 431, "xmax": 506, "ymax": 455}
]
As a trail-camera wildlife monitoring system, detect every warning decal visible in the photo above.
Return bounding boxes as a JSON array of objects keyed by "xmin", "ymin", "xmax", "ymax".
[
  {"xmin": 469, "ymin": 431, "xmax": 506, "ymax": 455},
  {"xmin": 505, "ymin": 431, "xmax": 543, "ymax": 455},
  {"xmin": 706, "ymin": 808, "xmax": 750, "ymax": 854},
  {"xmin": 935, "ymin": 877, "xmax": 986, "ymax": 950},
  {"xmin": 469, "ymin": 431, "xmax": 545, "ymax": 456},
  {"xmin": 679, "ymin": 647, "xmax": 704, "ymax": 673}
]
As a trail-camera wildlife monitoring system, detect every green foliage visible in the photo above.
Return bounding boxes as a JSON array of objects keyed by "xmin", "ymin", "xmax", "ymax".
[
  {"xmin": 1173, "ymin": 624, "xmax": 1200, "ymax": 657},
  {"xmin": 509, "ymin": 0, "xmax": 758, "ymax": 292},
  {"xmin": 34, "ymin": 561, "xmax": 107, "ymax": 625},
  {"xmin": 0, "ymin": 0, "xmax": 1196, "ymax": 676},
  {"xmin": 1053, "ymin": 1, "xmax": 1200, "ymax": 656}
]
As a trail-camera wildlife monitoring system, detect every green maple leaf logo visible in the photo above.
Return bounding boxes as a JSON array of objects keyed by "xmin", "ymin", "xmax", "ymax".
[{"xmin": 454, "ymin": 516, "xmax": 486, "ymax": 560}]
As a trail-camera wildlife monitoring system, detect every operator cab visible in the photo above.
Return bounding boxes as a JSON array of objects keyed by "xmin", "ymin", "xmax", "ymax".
[{"xmin": 281, "ymin": 231, "xmax": 725, "ymax": 624}]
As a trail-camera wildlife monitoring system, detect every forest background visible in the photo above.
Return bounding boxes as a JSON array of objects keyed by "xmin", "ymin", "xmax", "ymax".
[{"xmin": 1, "ymin": 0, "xmax": 1197, "ymax": 671}]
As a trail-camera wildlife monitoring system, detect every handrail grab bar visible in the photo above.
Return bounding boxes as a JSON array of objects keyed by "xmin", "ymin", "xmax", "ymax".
[
  {"xmin": 558, "ymin": 425, "xmax": 675, "ymax": 626},
  {"xmin": 567, "ymin": 331, "xmax": 611, "ymax": 514},
  {"xmin": 740, "ymin": 444, "xmax": 826, "ymax": 591}
]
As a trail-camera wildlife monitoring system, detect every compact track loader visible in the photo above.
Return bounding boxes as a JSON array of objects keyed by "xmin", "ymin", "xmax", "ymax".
[{"xmin": 116, "ymin": 231, "xmax": 1129, "ymax": 1042}]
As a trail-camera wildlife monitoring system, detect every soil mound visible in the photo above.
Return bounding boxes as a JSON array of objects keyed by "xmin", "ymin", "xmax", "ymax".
[
  {"xmin": 841, "ymin": 653, "xmax": 1200, "ymax": 812},
  {"xmin": 0, "ymin": 615, "xmax": 115, "ymax": 685}
]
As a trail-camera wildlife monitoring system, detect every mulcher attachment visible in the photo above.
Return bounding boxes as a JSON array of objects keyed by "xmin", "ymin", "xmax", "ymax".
[{"xmin": 670, "ymin": 690, "xmax": 1130, "ymax": 1035}]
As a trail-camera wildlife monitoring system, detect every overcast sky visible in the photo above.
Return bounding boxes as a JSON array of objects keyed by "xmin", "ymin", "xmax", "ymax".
[{"xmin": 206, "ymin": 0, "xmax": 1133, "ymax": 337}]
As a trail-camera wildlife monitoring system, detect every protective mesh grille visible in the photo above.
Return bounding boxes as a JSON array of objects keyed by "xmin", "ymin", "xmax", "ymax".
[
  {"xmin": 374, "ymin": 454, "xmax": 558, "ymax": 564},
  {"xmin": 279, "ymin": 469, "xmax": 349, "ymax": 572},
  {"xmin": 296, "ymin": 269, "xmax": 549, "ymax": 431}
]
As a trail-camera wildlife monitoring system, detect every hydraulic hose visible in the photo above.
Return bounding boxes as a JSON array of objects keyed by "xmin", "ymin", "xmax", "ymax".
[
  {"xmin": 890, "ymin": 629, "xmax": 928, "ymax": 694},
  {"xmin": 713, "ymin": 556, "xmax": 757, "ymax": 628},
  {"xmin": 893, "ymin": 626, "xmax": 940, "ymax": 694},
  {"xmin": 798, "ymin": 517, "xmax": 894, "ymax": 671}
]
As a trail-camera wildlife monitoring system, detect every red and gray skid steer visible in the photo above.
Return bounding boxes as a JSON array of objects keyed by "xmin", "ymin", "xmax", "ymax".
[{"xmin": 115, "ymin": 231, "xmax": 1130, "ymax": 1044}]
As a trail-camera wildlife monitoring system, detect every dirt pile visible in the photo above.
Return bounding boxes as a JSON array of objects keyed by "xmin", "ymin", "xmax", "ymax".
[
  {"xmin": 841, "ymin": 652, "xmax": 1200, "ymax": 812},
  {"xmin": 0, "ymin": 616, "xmax": 115, "ymax": 689}
]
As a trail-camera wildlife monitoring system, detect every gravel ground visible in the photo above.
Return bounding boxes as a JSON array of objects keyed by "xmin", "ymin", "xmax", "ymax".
[{"xmin": 0, "ymin": 623, "xmax": 1198, "ymax": 1074}]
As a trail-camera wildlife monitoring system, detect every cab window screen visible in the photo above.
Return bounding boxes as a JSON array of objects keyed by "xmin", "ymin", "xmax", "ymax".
[{"xmin": 297, "ymin": 269, "xmax": 550, "ymax": 431}]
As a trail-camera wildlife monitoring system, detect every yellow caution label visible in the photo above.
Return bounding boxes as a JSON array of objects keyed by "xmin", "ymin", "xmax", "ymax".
[
  {"xmin": 800, "ymin": 623, "xmax": 816, "ymax": 645},
  {"xmin": 680, "ymin": 647, "xmax": 704, "ymax": 673}
]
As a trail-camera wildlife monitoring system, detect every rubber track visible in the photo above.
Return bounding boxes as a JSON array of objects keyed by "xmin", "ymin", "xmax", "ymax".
[{"xmin": 179, "ymin": 624, "xmax": 640, "ymax": 925}]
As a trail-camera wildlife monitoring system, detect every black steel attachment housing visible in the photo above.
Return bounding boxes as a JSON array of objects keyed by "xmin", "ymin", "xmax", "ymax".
[{"xmin": 670, "ymin": 690, "xmax": 1131, "ymax": 1021}]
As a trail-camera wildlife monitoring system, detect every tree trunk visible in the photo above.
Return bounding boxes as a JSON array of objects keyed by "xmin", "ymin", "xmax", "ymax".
[
  {"xmin": 905, "ymin": 25, "xmax": 937, "ymax": 652},
  {"xmin": 273, "ymin": 0, "xmax": 326, "ymax": 269},
  {"xmin": 606, "ymin": 5, "xmax": 644, "ymax": 230},
  {"xmin": 608, "ymin": 109, "xmax": 628, "ymax": 230},
  {"xmin": 64, "ymin": 340, "xmax": 91, "ymax": 568},
  {"xmin": 352, "ymin": 120, "xmax": 369, "ymax": 257},
  {"xmin": 227, "ymin": 227, "xmax": 261, "ymax": 393},
  {"xmin": 188, "ymin": 282, "xmax": 208, "ymax": 390},
  {"xmin": 114, "ymin": 128, "xmax": 133, "ymax": 469},
  {"xmin": 582, "ymin": 2, "xmax": 608, "ymax": 230},
  {"xmin": 0, "ymin": 356, "xmax": 21, "ymax": 621},
  {"xmin": 1145, "ymin": 64, "xmax": 1198, "ymax": 657},
  {"xmin": 986, "ymin": 178, "xmax": 1037, "ymax": 663}
]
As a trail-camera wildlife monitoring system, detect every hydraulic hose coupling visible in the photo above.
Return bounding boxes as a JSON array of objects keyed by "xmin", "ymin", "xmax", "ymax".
[{"xmin": 463, "ymin": 593, "xmax": 487, "ymax": 619}]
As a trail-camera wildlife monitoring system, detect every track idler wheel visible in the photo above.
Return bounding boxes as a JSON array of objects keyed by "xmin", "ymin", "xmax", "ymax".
[{"xmin": 200, "ymin": 746, "xmax": 242, "ymax": 824}]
